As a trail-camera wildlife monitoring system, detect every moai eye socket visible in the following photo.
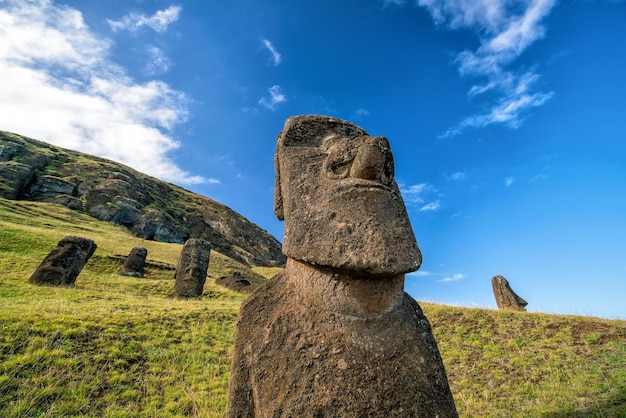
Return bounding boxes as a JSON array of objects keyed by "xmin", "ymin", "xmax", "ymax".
[{"xmin": 322, "ymin": 135, "xmax": 357, "ymax": 180}]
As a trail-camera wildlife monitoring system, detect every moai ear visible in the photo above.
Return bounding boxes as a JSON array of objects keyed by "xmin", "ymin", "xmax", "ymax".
[{"xmin": 273, "ymin": 149, "xmax": 284, "ymax": 221}]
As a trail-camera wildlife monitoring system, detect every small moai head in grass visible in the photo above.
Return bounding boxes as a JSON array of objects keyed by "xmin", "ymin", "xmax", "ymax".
[
  {"xmin": 171, "ymin": 238, "xmax": 211, "ymax": 298},
  {"xmin": 117, "ymin": 246, "xmax": 148, "ymax": 278},
  {"xmin": 273, "ymin": 114, "xmax": 421, "ymax": 276},
  {"xmin": 492, "ymin": 275, "xmax": 528, "ymax": 311},
  {"xmin": 28, "ymin": 235, "xmax": 97, "ymax": 287}
]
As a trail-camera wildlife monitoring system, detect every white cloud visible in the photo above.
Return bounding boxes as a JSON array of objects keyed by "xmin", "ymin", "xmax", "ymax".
[
  {"xmin": 409, "ymin": 270, "xmax": 432, "ymax": 277},
  {"xmin": 420, "ymin": 201, "xmax": 441, "ymax": 211},
  {"xmin": 145, "ymin": 46, "xmax": 171, "ymax": 75},
  {"xmin": 505, "ymin": 176, "xmax": 515, "ymax": 187},
  {"xmin": 261, "ymin": 39, "xmax": 282, "ymax": 66},
  {"xmin": 259, "ymin": 85, "xmax": 286, "ymax": 110},
  {"xmin": 400, "ymin": 183, "xmax": 442, "ymax": 212},
  {"xmin": 383, "ymin": 0, "xmax": 408, "ymax": 7},
  {"xmin": 447, "ymin": 171, "xmax": 466, "ymax": 181},
  {"xmin": 416, "ymin": 0, "xmax": 557, "ymax": 135},
  {"xmin": 352, "ymin": 108, "xmax": 370, "ymax": 120},
  {"xmin": 437, "ymin": 273, "xmax": 464, "ymax": 283},
  {"xmin": 400, "ymin": 183, "xmax": 435, "ymax": 204},
  {"xmin": 108, "ymin": 5, "xmax": 181, "ymax": 33},
  {"xmin": 0, "ymin": 0, "xmax": 214, "ymax": 185}
]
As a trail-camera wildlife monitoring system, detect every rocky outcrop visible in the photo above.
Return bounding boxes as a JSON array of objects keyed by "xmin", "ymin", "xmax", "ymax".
[{"xmin": 0, "ymin": 130, "xmax": 285, "ymax": 267}]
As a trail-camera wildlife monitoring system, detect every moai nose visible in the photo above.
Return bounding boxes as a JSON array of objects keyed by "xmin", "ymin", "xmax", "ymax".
[{"xmin": 350, "ymin": 136, "xmax": 394, "ymax": 185}]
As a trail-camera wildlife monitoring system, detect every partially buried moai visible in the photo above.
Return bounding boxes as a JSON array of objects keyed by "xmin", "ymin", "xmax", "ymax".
[
  {"xmin": 171, "ymin": 238, "xmax": 211, "ymax": 298},
  {"xmin": 227, "ymin": 115, "xmax": 458, "ymax": 417},
  {"xmin": 117, "ymin": 246, "xmax": 148, "ymax": 278},
  {"xmin": 29, "ymin": 235, "xmax": 97, "ymax": 287}
]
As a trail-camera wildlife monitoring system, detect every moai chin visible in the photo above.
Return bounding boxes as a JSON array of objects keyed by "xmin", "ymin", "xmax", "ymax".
[
  {"xmin": 227, "ymin": 115, "xmax": 458, "ymax": 417},
  {"xmin": 28, "ymin": 235, "xmax": 97, "ymax": 287}
]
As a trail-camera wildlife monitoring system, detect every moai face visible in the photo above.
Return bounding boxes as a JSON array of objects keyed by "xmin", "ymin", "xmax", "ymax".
[
  {"xmin": 29, "ymin": 236, "xmax": 97, "ymax": 286},
  {"xmin": 274, "ymin": 115, "xmax": 421, "ymax": 276}
]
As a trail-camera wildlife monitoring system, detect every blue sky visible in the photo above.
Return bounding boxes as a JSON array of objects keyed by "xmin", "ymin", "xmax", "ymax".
[{"xmin": 1, "ymin": 0, "xmax": 625, "ymax": 319}]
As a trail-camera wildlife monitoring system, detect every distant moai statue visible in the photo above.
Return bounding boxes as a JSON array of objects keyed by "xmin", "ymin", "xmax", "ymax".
[
  {"xmin": 227, "ymin": 115, "xmax": 458, "ymax": 417},
  {"xmin": 216, "ymin": 271, "xmax": 258, "ymax": 294},
  {"xmin": 492, "ymin": 275, "xmax": 528, "ymax": 311},
  {"xmin": 171, "ymin": 238, "xmax": 211, "ymax": 297},
  {"xmin": 117, "ymin": 246, "xmax": 148, "ymax": 278},
  {"xmin": 29, "ymin": 235, "xmax": 97, "ymax": 286}
]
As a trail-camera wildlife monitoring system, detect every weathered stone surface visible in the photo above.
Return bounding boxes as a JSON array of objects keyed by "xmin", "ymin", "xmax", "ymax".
[
  {"xmin": 274, "ymin": 116, "xmax": 421, "ymax": 275},
  {"xmin": 0, "ymin": 141, "xmax": 26, "ymax": 162},
  {"xmin": 28, "ymin": 235, "xmax": 97, "ymax": 286},
  {"xmin": 0, "ymin": 130, "xmax": 285, "ymax": 267},
  {"xmin": 25, "ymin": 175, "xmax": 75, "ymax": 198},
  {"xmin": 117, "ymin": 247, "xmax": 148, "ymax": 278},
  {"xmin": 215, "ymin": 271, "xmax": 258, "ymax": 294},
  {"xmin": 131, "ymin": 208, "xmax": 187, "ymax": 244},
  {"xmin": 50, "ymin": 195, "xmax": 83, "ymax": 211},
  {"xmin": 171, "ymin": 238, "xmax": 211, "ymax": 298},
  {"xmin": 0, "ymin": 162, "xmax": 37, "ymax": 199},
  {"xmin": 492, "ymin": 275, "xmax": 528, "ymax": 311},
  {"xmin": 227, "ymin": 115, "xmax": 457, "ymax": 417}
]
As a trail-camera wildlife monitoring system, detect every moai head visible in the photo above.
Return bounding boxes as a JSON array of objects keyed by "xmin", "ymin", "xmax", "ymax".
[
  {"xmin": 118, "ymin": 246, "xmax": 148, "ymax": 277},
  {"xmin": 29, "ymin": 235, "xmax": 97, "ymax": 286},
  {"xmin": 274, "ymin": 115, "xmax": 421, "ymax": 276}
]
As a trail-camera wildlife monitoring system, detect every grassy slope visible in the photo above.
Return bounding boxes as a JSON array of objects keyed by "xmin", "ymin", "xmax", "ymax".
[{"xmin": 1, "ymin": 198, "xmax": 624, "ymax": 417}]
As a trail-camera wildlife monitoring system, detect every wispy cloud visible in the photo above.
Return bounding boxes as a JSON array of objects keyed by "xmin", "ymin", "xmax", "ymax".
[
  {"xmin": 352, "ymin": 108, "xmax": 370, "ymax": 120},
  {"xmin": 409, "ymin": 270, "xmax": 433, "ymax": 277},
  {"xmin": 261, "ymin": 39, "xmax": 282, "ymax": 66},
  {"xmin": 414, "ymin": 0, "xmax": 557, "ymax": 136},
  {"xmin": 0, "ymin": 0, "xmax": 214, "ymax": 185},
  {"xmin": 383, "ymin": 0, "xmax": 408, "ymax": 7},
  {"xmin": 400, "ymin": 183, "xmax": 442, "ymax": 212},
  {"xmin": 401, "ymin": 183, "xmax": 436, "ymax": 203},
  {"xmin": 437, "ymin": 273, "xmax": 464, "ymax": 283},
  {"xmin": 145, "ymin": 46, "xmax": 171, "ymax": 75},
  {"xmin": 505, "ymin": 176, "xmax": 515, "ymax": 187},
  {"xmin": 259, "ymin": 85, "xmax": 286, "ymax": 110},
  {"xmin": 421, "ymin": 201, "xmax": 441, "ymax": 212},
  {"xmin": 446, "ymin": 171, "xmax": 466, "ymax": 181},
  {"xmin": 108, "ymin": 5, "xmax": 182, "ymax": 33}
]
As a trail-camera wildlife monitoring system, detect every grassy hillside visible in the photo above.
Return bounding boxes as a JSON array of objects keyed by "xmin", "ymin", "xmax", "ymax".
[{"xmin": 1, "ymin": 198, "xmax": 624, "ymax": 417}]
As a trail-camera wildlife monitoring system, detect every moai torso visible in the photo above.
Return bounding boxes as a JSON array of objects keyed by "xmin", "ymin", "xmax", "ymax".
[{"xmin": 227, "ymin": 115, "xmax": 457, "ymax": 417}]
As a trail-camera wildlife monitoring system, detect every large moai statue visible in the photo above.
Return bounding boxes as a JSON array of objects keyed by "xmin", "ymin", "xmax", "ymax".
[
  {"xmin": 492, "ymin": 275, "xmax": 528, "ymax": 311},
  {"xmin": 29, "ymin": 235, "xmax": 97, "ymax": 286},
  {"xmin": 171, "ymin": 238, "xmax": 211, "ymax": 298},
  {"xmin": 227, "ymin": 115, "xmax": 458, "ymax": 417},
  {"xmin": 117, "ymin": 246, "xmax": 148, "ymax": 278}
]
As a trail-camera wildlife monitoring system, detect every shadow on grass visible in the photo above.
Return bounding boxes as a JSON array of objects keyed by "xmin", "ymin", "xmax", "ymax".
[{"xmin": 542, "ymin": 385, "xmax": 626, "ymax": 417}]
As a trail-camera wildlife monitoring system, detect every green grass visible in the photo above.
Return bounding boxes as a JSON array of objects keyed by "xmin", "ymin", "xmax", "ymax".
[{"xmin": 1, "ymin": 198, "xmax": 625, "ymax": 417}]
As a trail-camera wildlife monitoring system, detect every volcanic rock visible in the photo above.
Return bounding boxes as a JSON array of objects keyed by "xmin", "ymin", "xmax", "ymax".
[
  {"xmin": 227, "ymin": 115, "xmax": 457, "ymax": 417},
  {"xmin": 0, "ymin": 130, "xmax": 285, "ymax": 267},
  {"xmin": 29, "ymin": 235, "xmax": 97, "ymax": 286},
  {"xmin": 171, "ymin": 238, "xmax": 211, "ymax": 298},
  {"xmin": 117, "ymin": 247, "xmax": 148, "ymax": 278},
  {"xmin": 492, "ymin": 275, "xmax": 528, "ymax": 311}
]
